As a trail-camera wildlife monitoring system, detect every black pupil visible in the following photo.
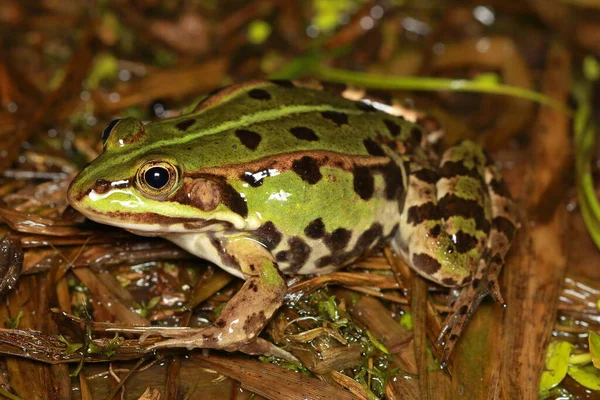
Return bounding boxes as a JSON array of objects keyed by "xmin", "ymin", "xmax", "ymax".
[
  {"xmin": 145, "ymin": 167, "xmax": 170, "ymax": 189},
  {"xmin": 102, "ymin": 119, "xmax": 121, "ymax": 145}
]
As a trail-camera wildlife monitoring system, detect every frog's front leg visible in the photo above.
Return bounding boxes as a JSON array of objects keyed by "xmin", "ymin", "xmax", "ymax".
[
  {"xmin": 144, "ymin": 236, "xmax": 288, "ymax": 358},
  {"xmin": 393, "ymin": 140, "xmax": 517, "ymax": 364}
]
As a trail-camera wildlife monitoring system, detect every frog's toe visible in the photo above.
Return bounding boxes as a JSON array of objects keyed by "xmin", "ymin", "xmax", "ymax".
[
  {"xmin": 437, "ymin": 258, "xmax": 500, "ymax": 366},
  {"xmin": 138, "ymin": 327, "xmax": 195, "ymax": 343},
  {"xmin": 147, "ymin": 336, "xmax": 202, "ymax": 351},
  {"xmin": 238, "ymin": 338, "xmax": 299, "ymax": 363},
  {"xmin": 140, "ymin": 328, "xmax": 215, "ymax": 350}
]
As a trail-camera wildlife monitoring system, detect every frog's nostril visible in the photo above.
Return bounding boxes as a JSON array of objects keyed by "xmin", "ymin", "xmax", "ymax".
[{"xmin": 94, "ymin": 179, "xmax": 111, "ymax": 194}]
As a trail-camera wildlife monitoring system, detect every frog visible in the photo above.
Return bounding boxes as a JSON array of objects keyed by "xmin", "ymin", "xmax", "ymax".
[{"xmin": 67, "ymin": 80, "xmax": 518, "ymax": 365}]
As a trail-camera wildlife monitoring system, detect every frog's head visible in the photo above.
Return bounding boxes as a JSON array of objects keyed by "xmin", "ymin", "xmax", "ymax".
[{"xmin": 68, "ymin": 118, "xmax": 248, "ymax": 235}]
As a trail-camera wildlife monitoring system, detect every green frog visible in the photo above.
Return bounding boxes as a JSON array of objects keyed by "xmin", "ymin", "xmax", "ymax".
[{"xmin": 67, "ymin": 80, "xmax": 517, "ymax": 364}]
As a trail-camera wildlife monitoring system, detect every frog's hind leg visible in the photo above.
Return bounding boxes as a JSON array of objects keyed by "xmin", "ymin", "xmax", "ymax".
[
  {"xmin": 141, "ymin": 237, "xmax": 291, "ymax": 360},
  {"xmin": 437, "ymin": 148, "xmax": 518, "ymax": 365}
]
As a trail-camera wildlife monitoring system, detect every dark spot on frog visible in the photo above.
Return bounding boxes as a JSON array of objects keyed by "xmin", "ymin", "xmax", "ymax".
[
  {"xmin": 438, "ymin": 194, "xmax": 490, "ymax": 233},
  {"xmin": 94, "ymin": 179, "xmax": 112, "ymax": 195},
  {"xmin": 490, "ymin": 252, "xmax": 504, "ymax": 265},
  {"xmin": 407, "ymin": 202, "xmax": 439, "ymax": 225},
  {"xmin": 243, "ymin": 311, "xmax": 267, "ymax": 334},
  {"xmin": 249, "ymin": 281, "xmax": 259, "ymax": 292},
  {"xmin": 452, "ymin": 231, "xmax": 478, "ymax": 253},
  {"xmin": 449, "ymin": 334, "xmax": 459, "ymax": 342},
  {"xmin": 321, "ymin": 111, "xmax": 349, "ymax": 126},
  {"xmin": 387, "ymin": 223, "xmax": 400, "ymax": 239},
  {"xmin": 408, "ymin": 127, "xmax": 422, "ymax": 147},
  {"xmin": 412, "ymin": 253, "xmax": 441, "ymax": 275},
  {"xmin": 353, "ymin": 166, "xmax": 374, "ymax": 200},
  {"xmin": 175, "ymin": 118, "xmax": 195, "ymax": 131},
  {"xmin": 317, "ymin": 223, "xmax": 383, "ymax": 269},
  {"xmin": 442, "ymin": 277, "xmax": 459, "ymax": 286},
  {"xmin": 413, "ymin": 168, "xmax": 438, "ymax": 185},
  {"xmin": 202, "ymin": 333, "xmax": 217, "ymax": 342},
  {"xmin": 290, "ymin": 126, "xmax": 319, "ymax": 141},
  {"xmin": 440, "ymin": 160, "xmax": 478, "ymax": 179},
  {"xmin": 210, "ymin": 236, "xmax": 240, "ymax": 270},
  {"xmin": 304, "ymin": 218, "xmax": 326, "ymax": 239},
  {"xmin": 430, "ymin": 224, "xmax": 441, "ymax": 238},
  {"xmin": 270, "ymin": 79, "xmax": 295, "ymax": 88},
  {"xmin": 489, "ymin": 178, "xmax": 511, "ymax": 198},
  {"xmin": 397, "ymin": 185, "xmax": 407, "ymax": 216},
  {"xmin": 363, "ymin": 138, "xmax": 386, "ymax": 156},
  {"xmin": 217, "ymin": 181, "xmax": 248, "ymax": 218},
  {"xmin": 235, "ymin": 129, "xmax": 262, "ymax": 150},
  {"xmin": 381, "ymin": 161, "xmax": 404, "ymax": 200},
  {"xmin": 215, "ymin": 319, "xmax": 226, "ymax": 328},
  {"xmin": 472, "ymin": 278, "xmax": 480, "ymax": 289},
  {"xmin": 459, "ymin": 305, "xmax": 468, "ymax": 315},
  {"xmin": 324, "ymin": 228, "xmax": 352, "ymax": 251},
  {"xmin": 355, "ymin": 223, "xmax": 383, "ymax": 252},
  {"xmin": 276, "ymin": 237, "xmax": 310, "ymax": 273},
  {"xmin": 292, "ymin": 156, "xmax": 322, "ymax": 184},
  {"xmin": 249, "ymin": 264, "xmax": 256, "ymax": 272},
  {"xmin": 241, "ymin": 168, "xmax": 277, "ymax": 187},
  {"xmin": 383, "ymin": 119, "xmax": 401, "ymax": 136},
  {"xmin": 253, "ymin": 221, "xmax": 282, "ymax": 250},
  {"xmin": 248, "ymin": 88, "xmax": 271, "ymax": 100},
  {"xmin": 356, "ymin": 101, "xmax": 377, "ymax": 112}
]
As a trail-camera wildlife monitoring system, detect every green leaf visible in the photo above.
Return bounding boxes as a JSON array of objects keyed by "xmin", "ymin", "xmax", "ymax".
[
  {"xmin": 317, "ymin": 295, "xmax": 340, "ymax": 321},
  {"xmin": 400, "ymin": 313, "xmax": 413, "ymax": 330},
  {"xmin": 568, "ymin": 364, "xmax": 600, "ymax": 391},
  {"xmin": 103, "ymin": 333, "xmax": 121, "ymax": 358},
  {"xmin": 7, "ymin": 311, "xmax": 24, "ymax": 329},
  {"xmin": 539, "ymin": 341, "xmax": 573, "ymax": 393},
  {"xmin": 312, "ymin": 0, "xmax": 357, "ymax": 32},
  {"xmin": 147, "ymin": 296, "xmax": 162, "ymax": 310},
  {"xmin": 86, "ymin": 53, "xmax": 119, "ymax": 90},
  {"xmin": 583, "ymin": 56, "xmax": 600, "ymax": 81},
  {"xmin": 248, "ymin": 20, "xmax": 271, "ymax": 45},
  {"xmin": 573, "ymin": 64, "xmax": 600, "ymax": 251},
  {"xmin": 589, "ymin": 332, "xmax": 600, "ymax": 368},
  {"xmin": 58, "ymin": 335, "xmax": 83, "ymax": 356},
  {"xmin": 366, "ymin": 330, "xmax": 389, "ymax": 355}
]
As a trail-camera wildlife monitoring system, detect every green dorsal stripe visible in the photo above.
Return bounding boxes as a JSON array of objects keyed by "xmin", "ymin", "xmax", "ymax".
[{"xmin": 131, "ymin": 105, "xmax": 364, "ymax": 160}]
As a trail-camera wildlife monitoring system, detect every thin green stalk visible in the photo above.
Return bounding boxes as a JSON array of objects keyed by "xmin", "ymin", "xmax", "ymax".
[
  {"xmin": 574, "ymin": 58, "xmax": 600, "ymax": 250},
  {"xmin": 317, "ymin": 67, "xmax": 572, "ymax": 114}
]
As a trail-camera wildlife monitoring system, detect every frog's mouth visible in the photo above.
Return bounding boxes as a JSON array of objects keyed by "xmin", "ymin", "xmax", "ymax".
[{"xmin": 80, "ymin": 210, "xmax": 236, "ymax": 234}]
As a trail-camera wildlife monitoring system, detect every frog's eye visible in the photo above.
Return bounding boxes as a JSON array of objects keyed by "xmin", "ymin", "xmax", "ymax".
[
  {"xmin": 136, "ymin": 161, "xmax": 179, "ymax": 198},
  {"xmin": 102, "ymin": 119, "xmax": 121, "ymax": 146}
]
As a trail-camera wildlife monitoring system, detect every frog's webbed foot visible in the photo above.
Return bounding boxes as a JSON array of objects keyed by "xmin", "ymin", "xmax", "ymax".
[
  {"xmin": 142, "ymin": 238, "xmax": 289, "ymax": 360},
  {"xmin": 437, "ymin": 257, "xmax": 496, "ymax": 365},
  {"xmin": 436, "ymin": 153, "xmax": 518, "ymax": 366}
]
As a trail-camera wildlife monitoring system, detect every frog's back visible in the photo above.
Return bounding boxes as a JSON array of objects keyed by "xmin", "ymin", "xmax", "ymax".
[{"xmin": 144, "ymin": 80, "xmax": 424, "ymax": 172}]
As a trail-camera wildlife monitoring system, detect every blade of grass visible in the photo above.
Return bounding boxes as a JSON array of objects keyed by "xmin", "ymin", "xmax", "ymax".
[
  {"xmin": 574, "ymin": 56, "xmax": 600, "ymax": 249},
  {"xmin": 316, "ymin": 67, "xmax": 571, "ymax": 114}
]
